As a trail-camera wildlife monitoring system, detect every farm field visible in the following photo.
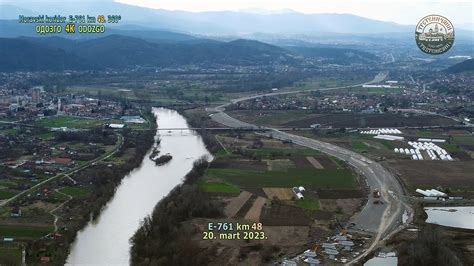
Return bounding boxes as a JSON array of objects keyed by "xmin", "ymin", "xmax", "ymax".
[
  {"xmin": 35, "ymin": 116, "xmax": 104, "ymax": 129},
  {"xmin": 0, "ymin": 225, "xmax": 52, "ymax": 239},
  {"xmin": 0, "ymin": 190, "xmax": 16, "ymax": 200},
  {"xmin": 228, "ymin": 110, "xmax": 458, "ymax": 128},
  {"xmin": 59, "ymin": 186, "xmax": 90, "ymax": 198},
  {"xmin": 282, "ymin": 113, "xmax": 457, "ymax": 128},
  {"xmin": 0, "ymin": 245, "xmax": 22, "ymax": 264},
  {"xmin": 200, "ymin": 132, "xmax": 363, "ymax": 229},
  {"xmin": 198, "ymin": 182, "xmax": 240, "ymax": 193},
  {"xmin": 207, "ymin": 167, "xmax": 355, "ymax": 189},
  {"xmin": 387, "ymin": 160, "xmax": 474, "ymax": 195}
]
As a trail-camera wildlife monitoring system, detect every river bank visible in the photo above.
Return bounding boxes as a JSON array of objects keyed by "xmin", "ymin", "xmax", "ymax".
[
  {"xmin": 66, "ymin": 108, "xmax": 211, "ymax": 264},
  {"xmin": 385, "ymin": 202, "xmax": 474, "ymax": 265},
  {"xmin": 19, "ymin": 108, "xmax": 156, "ymax": 264},
  {"xmin": 130, "ymin": 108, "xmax": 372, "ymax": 265}
]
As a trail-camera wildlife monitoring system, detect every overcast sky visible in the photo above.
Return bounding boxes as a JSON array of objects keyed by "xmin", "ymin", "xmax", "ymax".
[{"xmin": 115, "ymin": 0, "xmax": 473, "ymax": 25}]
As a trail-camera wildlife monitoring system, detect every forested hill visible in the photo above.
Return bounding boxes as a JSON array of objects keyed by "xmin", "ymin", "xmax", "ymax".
[
  {"xmin": 446, "ymin": 59, "xmax": 474, "ymax": 73},
  {"xmin": 0, "ymin": 34, "xmax": 379, "ymax": 72},
  {"xmin": 286, "ymin": 46, "xmax": 379, "ymax": 65},
  {"xmin": 0, "ymin": 35, "xmax": 299, "ymax": 71}
]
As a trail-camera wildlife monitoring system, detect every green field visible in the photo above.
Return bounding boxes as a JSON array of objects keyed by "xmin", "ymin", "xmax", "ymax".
[
  {"xmin": 51, "ymin": 191, "xmax": 71, "ymax": 201},
  {"xmin": 295, "ymin": 198, "xmax": 320, "ymax": 210},
  {"xmin": 0, "ymin": 181, "xmax": 17, "ymax": 189},
  {"xmin": 252, "ymin": 111, "xmax": 317, "ymax": 126},
  {"xmin": 248, "ymin": 147, "xmax": 320, "ymax": 158},
  {"xmin": 442, "ymin": 143, "xmax": 462, "ymax": 153},
  {"xmin": 36, "ymin": 116, "xmax": 104, "ymax": 129},
  {"xmin": 0, "ymin": 246, "xmax": 22, "ymax": 264},
  {"xmin": 207, "ymin": 168, "xmax": 355, "ymax": 189},
  {"xmin": 416, "ymin": 129, "xmax": 436, "ymax": 137},
  {"xmin": 199, "ymin": 182, "xmax": 240, "ymax": 193},
  {"xmin": 59, "ymin": 186, "xmax": 90, "ymax": 198},
  {"xmin": 351, "ymin": 141, "xmax": 368, "ymax": 152},
  {"xmin": 0, "ymin": 225, "xmax": 52, "ymax": 239},
  {"xmin": 453, "ymin": 136, "xmax": 474, "ymax": 145},
  {"xmin": 0, "ymin": 190, "xmax": 16, "ymax": 200},
  {"xmin": 349, "ymin": 86, "xmax": 404, "ymax": 94}
]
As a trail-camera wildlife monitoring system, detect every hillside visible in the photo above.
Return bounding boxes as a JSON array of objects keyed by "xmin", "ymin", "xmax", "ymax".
[
  {"xmin": 0, "ymin": 34, "xmax": 383, "ymax": 71},
  {"xmin": 0, "ymin": 35, "xmax": 300, "ymax": 71},
  {"xmin": 0, "ymin": 38, "xmax": 91, "ymax": 71},
  {"xmin": 287, "ymin": 46, "xmax": 379, "ymax": 65},
  {"xmin": 446, "ymin": 59, "xmax": 474, "ymax": 73}
]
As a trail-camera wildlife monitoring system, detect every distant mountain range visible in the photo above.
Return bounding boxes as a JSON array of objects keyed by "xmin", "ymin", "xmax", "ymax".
[
  {"xmin": 0, "ymin": 1, "xmax": 414, "ymax": 35},
  {"xmin": 446, "ymin": 59, "xmax": 474, "ymax": 73},
  {"xmin": 2, "ymin": 1, "xmax": 473, "ymax": 48},
  {"xmin": 0, "ymin": 34, "xmax": 380, "ymax": 72}
]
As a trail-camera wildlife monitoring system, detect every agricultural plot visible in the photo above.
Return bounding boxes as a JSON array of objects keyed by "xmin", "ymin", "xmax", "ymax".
[
  {"xmin": 244, "ymin": 197, "xmax": 266, "ymax": 222},
  {"xmin": 282, "ymin": 113, "xmax": 457, "ymax": 128},
  {"xmin": 389, "ymin": 160, "xmax": 474, "ymax": 193},
  {"xmin": 223, "ymin": 191, "xmax": 252, "ymax": 218},
  {"xmin": 351, "ymin": 141, "xmax": 368, "ymax": 152},
  {"xmin": 260, "ymin": 203, "xmax": 311, "ymax": 226},
  {"xmin": 0, "ymin": 190, "xmax": 16, "ymax": 200},
  {"xmin": 295, "ymin": 198, "xmax": 320, "ymax": 211},
  {"xmin": 263, "ymin": 188, "xmax": 294, "ymax": 200},
  {"xmin": 59, "ymin": 186, "xmax": 90, "ymax": 198},
  {"xmin": 207, "ymin": 167, "xmax": 355, "ymax": 189},
  {"xmin": 0, "ymin": 225, "xmax": 52, "ymax": 240},
  {"xmin": 306, "ymin": 156, "xmax": 324, "ymax": 169},
  {"xmin": 265, "ymin": 159, "xmax": 295, "ymax": 171},
  {"xmin": 36, "ymin": 116, "xmax": 104, "ymax": 129},
  {"xmin": 198, "ymin": 182, "xmax": 240, "ymax": 193},
  {"xmin": 0, "ymin": 245, "xmax": 22, "ymax": 264}
]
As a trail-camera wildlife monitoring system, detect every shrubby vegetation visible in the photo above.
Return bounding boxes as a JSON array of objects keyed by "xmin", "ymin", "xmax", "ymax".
[
  {"xmin": 180, "ymin": 109, "xmax": 220, "ymax": 153},
  {"xmin": 130, "ymin": 158, "xmax": 223, "ymax": 265},
  {"xmin": 399, "ymin": 225, "xmax": 462, "ymax": 266},
  {"xmin": 152, "ymin": 154, "xmax": 172, "ymax": 165},
  {"xmin": 54, "ymin": 127, "xmax": 117, "ymax": 145}
]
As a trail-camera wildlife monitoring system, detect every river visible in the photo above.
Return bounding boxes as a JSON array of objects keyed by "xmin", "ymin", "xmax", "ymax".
[
  {"xmin": 425, "ymin": 206, "xmax": 474, "ymax": 230},
  {"xmin": 66, "ymin": 108, "xmax": 210, "ymax": 265}
]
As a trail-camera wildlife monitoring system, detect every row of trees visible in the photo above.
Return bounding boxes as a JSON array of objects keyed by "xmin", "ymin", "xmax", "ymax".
[{"xmin": 130, "ymin": 158, "xmax": 223, "ymax": 265}]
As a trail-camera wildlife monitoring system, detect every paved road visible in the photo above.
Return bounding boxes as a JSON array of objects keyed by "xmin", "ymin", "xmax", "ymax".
[
  {"xmin": 208, "ymin": 72, "xmax": 412, "ymax": 264},
  {"xmin": 0, "ymin": 134, "xmax": 124, "ymax": 207}
]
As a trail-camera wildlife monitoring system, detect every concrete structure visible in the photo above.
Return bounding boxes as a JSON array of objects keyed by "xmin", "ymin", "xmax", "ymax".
[
  {"xmin": 121, "ymin": 115, "xmax": 146, "ymax": 123},
  {"xmin": 360, "ymin": 128, "xmax": 402, "ymax": 135},
  {"xmin": 282, "ymin": 259, "xmax": 297, "ymax": 266},
  {"xmin": 303, "ymin": 250, "xmax": 317, "ymax": 258},
  {"xmin": 373, "ymin": 134, "xmax": 404, "ymax": 141},
  {"xmin": 304, "ymin": 257, "xmax": 320, "ymax": 265},
  {"xmin": 322, "ymin": 243, "xmax": 336, "ymax": 249},
  {"xmin": 31, "ymin": 87, "xmax": 41, "ymax": 102},
  {"xmin": 107, "ymin": 123, "xmax": 126, "ymax": 129},
  {"xmin": 324, "ymin": 248, "xmax": 339, "ymax": 260},
  {"xmin": 396, "ymin": 141, "xmax": 454, "ymax": 161},
  {"xmin": 341, "ymin": 240, "xmax": 354, "ymax": 251},
  {"xmin": 416, "ymin": 189, "xmax": 447, "ymax": 198}
]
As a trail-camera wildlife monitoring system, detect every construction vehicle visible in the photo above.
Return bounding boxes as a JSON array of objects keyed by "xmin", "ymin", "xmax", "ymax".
[{"xmin": 373, "ymin": 189, "xmax": 381, "ymax": 198}]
